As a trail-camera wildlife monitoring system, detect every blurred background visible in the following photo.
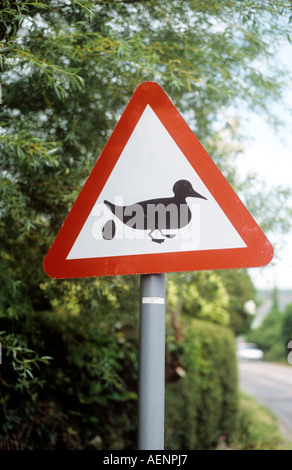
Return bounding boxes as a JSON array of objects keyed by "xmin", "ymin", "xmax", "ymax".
[{"xmin": 1, "ymin": 0, "xmax": 292, "ymax": 451}]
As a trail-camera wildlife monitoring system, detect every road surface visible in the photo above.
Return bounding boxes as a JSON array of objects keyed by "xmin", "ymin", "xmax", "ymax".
[{"xmin": 238, "ymin": 360, "xmax": 292, "ymax": 439}]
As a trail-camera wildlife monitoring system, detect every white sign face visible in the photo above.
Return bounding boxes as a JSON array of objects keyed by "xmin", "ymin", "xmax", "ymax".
[{"xmin": 67, "ymin": 105, "xmax": 246, "ymax": 261}]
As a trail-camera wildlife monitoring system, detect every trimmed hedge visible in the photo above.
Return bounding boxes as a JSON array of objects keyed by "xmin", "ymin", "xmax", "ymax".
[{"xmin": 165, "ymin": 319, "xmax": 238, "ymax": 450}]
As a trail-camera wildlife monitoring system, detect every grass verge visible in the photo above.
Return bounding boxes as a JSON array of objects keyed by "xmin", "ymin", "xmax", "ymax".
[{"xmin": 230, "ymin": 391, "xmax": 292, "ymax": 450}]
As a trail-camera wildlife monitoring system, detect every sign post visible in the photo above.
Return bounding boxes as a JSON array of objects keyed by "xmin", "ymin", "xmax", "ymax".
[
  {"xmin": 138, "ymin": 273, "xmax": 166, "ymax": 450},
  {"xmin": 43, "ymin": 81, "xmax": 274, "ymax": 451}
]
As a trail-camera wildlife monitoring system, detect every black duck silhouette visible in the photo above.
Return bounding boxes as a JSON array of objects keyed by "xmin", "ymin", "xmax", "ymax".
[{"xmin": 102, "ymin": 179, "xmax": 207, "ymax": 243}]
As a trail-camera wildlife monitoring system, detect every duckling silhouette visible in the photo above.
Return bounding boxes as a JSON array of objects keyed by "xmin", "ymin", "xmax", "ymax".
[{"xmin": 103, "ymin": 179, "xmax": 207, "ymax": 243}]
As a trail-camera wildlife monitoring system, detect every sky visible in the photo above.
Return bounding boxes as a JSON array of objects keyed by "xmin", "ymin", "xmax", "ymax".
[
  {"xmin": 239, "ymin": 117, "xmax": 292, "ymax": 291},
  {"xmin": 236, "ymin": 44, "xmax": 292, "ymax": 291}
]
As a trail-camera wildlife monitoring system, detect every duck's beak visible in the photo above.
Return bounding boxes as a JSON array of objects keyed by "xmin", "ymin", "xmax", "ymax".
[{"xmin": 190, "ymin": 189, "xmax": 207, "ymax": 200}]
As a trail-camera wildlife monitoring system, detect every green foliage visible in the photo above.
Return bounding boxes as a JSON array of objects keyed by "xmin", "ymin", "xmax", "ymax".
[
  {"xmin": 235, "ymin": 392, "xmax": 286, "ymax": 450},
  {"xmin": 247, "ymin": 308, "xmax": 283, "ymax": 358},
  {"xmin": 165, "ymin": 319, "xmax": 238, "ymax": 449},
  {"xmin": 1, "ymin": 0, "xmax": 292, "ymax": 449},
  {"xmin": 167, "ymin": 272, "xmax": 230, "ymax": 327},
  {"xmin": 0, "ymin": 282, "xmax": 140, "ymax": 449},
  {"xmin": 0, "ymin": 330, "xmax": 52, "ymax": 391},
  {"xmin": 246, "ymin": 289, "xmax": 291, "ymax": 362},
  {"xmin": 282, "ymin": 302, "xmax": 292, "ymax": 350},
  {"xmin": 220, "ymin": 269, "xmax": 256, "ymax": 335}
]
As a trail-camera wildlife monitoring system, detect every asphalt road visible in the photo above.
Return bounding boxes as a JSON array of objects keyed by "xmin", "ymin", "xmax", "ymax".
[{"xmin": 238, "ymin": 360, "xmax": 292, "ymax": 439}]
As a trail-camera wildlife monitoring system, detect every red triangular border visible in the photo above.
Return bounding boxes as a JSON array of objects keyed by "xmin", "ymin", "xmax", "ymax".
[{"xmin": 44, "ymin": 82, "xmax": 273, "ymax": 278}]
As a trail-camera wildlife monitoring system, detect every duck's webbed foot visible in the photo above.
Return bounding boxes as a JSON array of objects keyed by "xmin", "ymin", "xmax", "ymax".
[
  {"xmin": 163, "ymin": 233, "xmax": 176, "ymax": 239},
  {"xmin": 149, "ymin": 230, "xmax": 165, "ymax": 244}
]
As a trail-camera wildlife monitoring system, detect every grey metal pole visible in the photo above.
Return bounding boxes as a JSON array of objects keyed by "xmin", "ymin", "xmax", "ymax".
[{"xmin": 138, "ymin": 273, "xmax": 166, "ymax": 450}]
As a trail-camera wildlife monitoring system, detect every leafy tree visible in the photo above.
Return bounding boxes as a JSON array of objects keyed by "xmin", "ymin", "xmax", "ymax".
[
  {"xmin": 167, "ymin": 271, "xmax": 230, "ymax": 342},
  {"xmin": 281, "ymin": 302, "xmax": 292, "ymax": 353},
  {"xmin": 219, "ymin": 269, "xmax": 256, "ymax": 335},
  {"xmin": 246, "ymin": 288, "xmax": 284, "ymax": 360},
  {"xmin": 1, "ymin": 0, "xmax": 292, "ymax": 449},
  {"xmin": 248, "ymin": 307, "xmax": 283, "ymax": 354}
]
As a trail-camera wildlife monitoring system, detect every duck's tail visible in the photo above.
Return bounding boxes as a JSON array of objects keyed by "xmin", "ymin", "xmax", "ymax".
[{"xmin": 104, "ymin": 200, "xmax": 116, "ymax": 214}]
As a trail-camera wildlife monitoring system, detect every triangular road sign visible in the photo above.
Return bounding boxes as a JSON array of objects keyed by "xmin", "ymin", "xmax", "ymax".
[{"xmin": 44, "ymin": 82, "xmax": 273, "ymax": 278}]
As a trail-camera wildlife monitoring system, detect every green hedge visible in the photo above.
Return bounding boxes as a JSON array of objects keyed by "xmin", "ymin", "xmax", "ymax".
[
  {"xmin": 1, "ymin": 311, "xmax": 238, "ymax": 450},
  {"xmin": 165, "ymin": 319, "xmax": 238, "ymax": 450}
]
